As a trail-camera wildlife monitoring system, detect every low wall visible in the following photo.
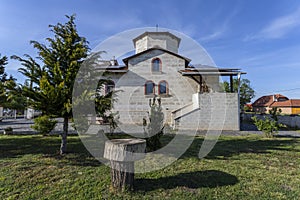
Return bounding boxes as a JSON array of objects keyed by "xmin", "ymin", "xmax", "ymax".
[{"xmin": 243, "ymin": 113, "xmax": 300, "ymax": 128}]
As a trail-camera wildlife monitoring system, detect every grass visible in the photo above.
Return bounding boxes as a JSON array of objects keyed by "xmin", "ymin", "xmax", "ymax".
[{"xmin": 0, "ymin": 134, "xmax": 300, "ymax": 199}]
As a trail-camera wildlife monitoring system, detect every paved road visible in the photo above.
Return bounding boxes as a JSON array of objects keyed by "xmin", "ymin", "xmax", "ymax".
[
  {"xmin": 0, "ymin": 118, "xmax": 76, "ymax": 134},
  {"xmin": 0, "ymin": 118, "xmax": 300, "ymax": 137}
]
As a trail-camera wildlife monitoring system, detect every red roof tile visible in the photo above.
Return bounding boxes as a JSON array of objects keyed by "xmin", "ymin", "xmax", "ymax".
[
  {"xmin": 252, "ymin": 94, "xmax": 288, "ymax": 107},
  {"xmin": 270, "ymin": 99, "xmax": 300, "ymax": 107},
  {"xmin": 290, "ymin": 99, "xmax": 300, "ymax": 107}
]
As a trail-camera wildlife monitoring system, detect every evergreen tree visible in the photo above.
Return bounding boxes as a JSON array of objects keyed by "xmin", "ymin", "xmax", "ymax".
[
  {"xmin": 0, "ymin": 54, "xmax": 8, "ymax": 82},
  {"xmin": 0, "ymin": 54, "xmax": 8, "ymax": 107},
  {"xmin": 14, "ymin": 15, "xmax": 89, "ymax": 154}
]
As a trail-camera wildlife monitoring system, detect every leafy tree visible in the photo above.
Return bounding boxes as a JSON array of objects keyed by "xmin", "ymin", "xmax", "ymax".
[
  {"xmin": 221, "ymin": 78, "xmax": 255, "ymax": 111},
  {"xmin": 14, "ymin": 15, "xmax": 89, "ymax": 154}
]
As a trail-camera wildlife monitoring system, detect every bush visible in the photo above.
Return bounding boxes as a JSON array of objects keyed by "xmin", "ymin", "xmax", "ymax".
[
  {"xmin": 31, "ymin": 115, "xmax": 57, "ymax": 135},
  {"xmin": 251, "ymin": 116, "xmax": 282, "ymax": 138},
  {"xmin": 4, "ymin": 127, "xmax": 13, "ymax": 135},
  {"xmin": 143, "ymin": 97, "xmax": 164, "ymax": 151}
]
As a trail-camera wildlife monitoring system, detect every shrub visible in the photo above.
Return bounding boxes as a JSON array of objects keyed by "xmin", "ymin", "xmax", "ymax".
[
  {"xmin": 31, "ymin": 115, "xmax": 57, "ymax": 135},
  {"xmin": 143, "ymin": 97, "xmax": 164, "ymax": 151},
  {"xmin": 251, "ymin": 116, "xmax": 283, "ymax": 138},
  {"xmin": 4, "ymin": 127, "xmax": 13, "ymax": 135},
  {"xmin": 269, "ymin": 107, "xmax": 282, "ymax": 121}
]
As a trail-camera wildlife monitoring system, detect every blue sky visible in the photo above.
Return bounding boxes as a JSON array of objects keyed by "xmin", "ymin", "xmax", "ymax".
[{"xmin": 1, "ymin": 0, "xmax": 300, "ymax": 101}]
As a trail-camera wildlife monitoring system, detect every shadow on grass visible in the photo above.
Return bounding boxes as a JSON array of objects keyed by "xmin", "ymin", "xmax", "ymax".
[
  {"xmin": 159, "ymin": 134, "xmax": 300, "ymax": 159},
  {"xmin": 135, "ymin": 170, "xmax": 238, "ymax": 191},
  {"xmin": 0, "ymin": 135, "xmax": 101, "ymax": 166},
  {"xmin": 206, "ymin": 137, "xmax": 299, "ymax": 159}
]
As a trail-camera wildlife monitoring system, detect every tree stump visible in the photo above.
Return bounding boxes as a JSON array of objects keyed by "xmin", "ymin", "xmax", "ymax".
[{"xmin": 104, "ymin": 138, "xmax": 146, "ymax": 192}]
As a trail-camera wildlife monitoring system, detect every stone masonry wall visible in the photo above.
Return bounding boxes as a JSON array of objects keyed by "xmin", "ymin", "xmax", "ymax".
[{"xmin": 113, "ymin": 50, "xmax": 198, "ymax": 125}]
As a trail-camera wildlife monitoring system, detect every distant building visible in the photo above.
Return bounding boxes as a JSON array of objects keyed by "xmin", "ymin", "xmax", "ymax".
[{"xmin": 252, "ymin": 94, "xmax": 300, "ymax": 115}]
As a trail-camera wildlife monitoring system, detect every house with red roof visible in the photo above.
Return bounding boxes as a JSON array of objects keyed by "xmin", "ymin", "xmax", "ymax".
[{"xmin": 252, "ymin": 94, "xmax": 300, "ymax": 115}]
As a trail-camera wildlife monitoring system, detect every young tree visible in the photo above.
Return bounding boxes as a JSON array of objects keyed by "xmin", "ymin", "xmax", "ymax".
[
  {"xmin": 222, "ymin": 78, "xmax": 255, "ymax": 111},
  {"xmin": 14, "ymin": 15, "xmax": 89, "ymax": 154}
]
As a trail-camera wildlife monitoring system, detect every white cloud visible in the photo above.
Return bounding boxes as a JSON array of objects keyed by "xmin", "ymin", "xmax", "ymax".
[
  {"xmin": 245, "ymin": 7, "xmax": 300, "ymax": 41},
  {"xmin": 200, "ymin": 30, "xmax": 225, "ymax": 42},
  {"xmin": 199, "ymin": 6, "xmax": 240, "ymax": 42}
]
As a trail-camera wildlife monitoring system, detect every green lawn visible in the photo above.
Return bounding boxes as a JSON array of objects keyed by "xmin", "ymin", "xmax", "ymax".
[{"xmin": 0, "ymin": 134, "xmax": 299, "ymax": 200}]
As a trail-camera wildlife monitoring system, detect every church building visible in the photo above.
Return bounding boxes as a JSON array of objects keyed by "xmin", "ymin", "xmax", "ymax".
[{"xmin": 96, "ymin": 31, "xmax": 245, "ymax": 130}]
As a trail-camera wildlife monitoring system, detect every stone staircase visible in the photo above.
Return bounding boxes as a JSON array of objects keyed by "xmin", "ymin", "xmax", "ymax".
[{"xmin": 171, "ymin": 93, "xmax": 201, "ymax": 128}]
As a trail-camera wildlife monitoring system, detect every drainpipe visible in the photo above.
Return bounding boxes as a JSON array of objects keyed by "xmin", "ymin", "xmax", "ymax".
[{"xmin": 237, "ymin": 72, "xmax": 241, "ymax": 130}]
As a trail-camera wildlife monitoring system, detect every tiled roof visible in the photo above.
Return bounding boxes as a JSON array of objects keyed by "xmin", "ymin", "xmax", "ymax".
[
  {"xmin": 253, "ymin": 94, "xmax": 300, "ymax": 108},
  {"xmin": 252, "ymin": 94, "xmax": 288, "ymax": 107},
  {"xmin": 270, "ymin": 99, "xmax": 300, "ymax": 107},
  {"xmin": 270, "ymin": 100, "xmax": 292, "ymax": 107},
  {"xmin": 290, "ymin": 99, "xmax": 300, "ymax": 107}
]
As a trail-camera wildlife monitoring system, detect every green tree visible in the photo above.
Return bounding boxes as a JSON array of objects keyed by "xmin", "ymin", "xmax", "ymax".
[
  {"xmin": 0, "ymin": 54, "xmax": 8, "ymax": 82},
  {"xmin": 143, "ymin": 97, "xmax": 164, "ymax": 151},
  {"xmin": 0, "ymin": 54, "xmax": 8, "ymax": 106},
  {"xmin": 14, "ymin": 15, "xmax": 89, "ymax": 154},
  {"xmin": 4, "ymin": 77, "xmax": 27, "ymax": 112},
  {"xmin": 71, "ymin": 51, "xmax": 117, "ymax": 136},
  {"xmin": 222, "ymin": 78, "xmax": 255, "ymax": 111},
  {"xmin": 0, "ymin": 55, "xmax": 25, "ymax": 112}
]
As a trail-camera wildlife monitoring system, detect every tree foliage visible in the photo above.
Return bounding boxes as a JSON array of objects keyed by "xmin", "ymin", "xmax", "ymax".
[
  {"xmin": 0, "ymin": 54, "xmax": 26, "ymax": 110},
  {"xmin": 31, "ymin": 115, "xmax": 57, "ymax": 135},
  {"xmin": 251, "ymin": 116, "xmax": 283, "ymax": 138},
  {"xmin": 222, "ymin": 78, "xmax": 255, "ymax": 110},
  {"xmin": 0, "ymin": 54, "xmax": 8, "ymax": 82},
  {"xmin": 252, "ymin": 107, "xmax": 283, "ymax": 137},
  {"xmin": 5, "ymin": 78, "xmax": 27, "ymax": 111},
  {"xmin": 13, "ymin": 15, "xmax": 89, "ymax": 154},
  {"xmin": 0, "ymin": 54, "xmax": 8, "ymax": 106},
  {"xmin": 143, "ymin": 97, "xmax": 164, "ymax": 151}
]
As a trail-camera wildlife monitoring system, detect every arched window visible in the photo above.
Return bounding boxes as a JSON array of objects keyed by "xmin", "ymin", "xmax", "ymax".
[
  {"xmin": 152, "ymin": 58, "xmax": 161, "ymax": 72},
  {"xmin": 145, "ymin": 81, "xmax": 155, "ymax": 95},
  {"xmin": 158, "ymin": 80, "xmax": 168, "ymax": 95},
  {"xmin": 105, "ymin": 80, "xmax": 115, "ymax": 95}
]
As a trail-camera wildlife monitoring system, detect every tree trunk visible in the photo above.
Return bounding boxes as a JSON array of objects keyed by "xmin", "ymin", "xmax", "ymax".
[
  {"xmin": 103, "ymin": 139, "xmax": 146, "ymax": 192},
  {"xmin": 110, "ymin": 161, "xmax": 134, "ymax": 191},
  {"xmin": 60, "ymin": 117, "xmax": 68, "ymax": 155}
]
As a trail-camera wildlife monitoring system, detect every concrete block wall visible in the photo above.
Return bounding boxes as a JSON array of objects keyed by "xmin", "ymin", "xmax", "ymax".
[{"xmin": 175, "ymin": 93, "xmax": 239, "ymax": 130}]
